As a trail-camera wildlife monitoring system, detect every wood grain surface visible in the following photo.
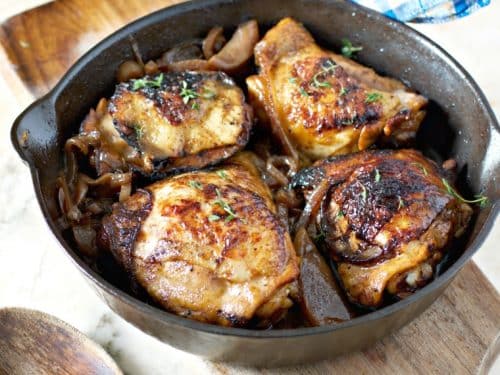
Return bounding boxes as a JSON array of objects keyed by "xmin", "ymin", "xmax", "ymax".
[
  {"xmin": 0, "ymin": 308, "xmax": 122, "ymax": 375},
  {"xmin": 0, "ymin": 0, "xmax": 498, "ymax": 373}
]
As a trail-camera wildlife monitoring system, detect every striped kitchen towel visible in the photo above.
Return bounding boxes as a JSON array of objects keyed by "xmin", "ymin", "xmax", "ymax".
[{"xmin": 352, "ymin": 0, "xmax": 490, "ymax": 22}]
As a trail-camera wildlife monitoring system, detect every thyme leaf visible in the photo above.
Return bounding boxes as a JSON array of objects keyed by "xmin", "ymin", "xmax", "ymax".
[
  {"xmin": 180, "ymin": 80, "xmax": 198, "ymax": 104},
  {"xmin": 132, "ymin": 73, "xmax": 164, "ymax": 91},
  {"xmin": 216, "ymin": 170, "xmax": 228, "ymax": 179},
  {"xmin": 413, "ymin": 162, "xmax": 429, "ymax": 176},
  {"xmin": 441, "ymin": 178, "xmax": 489, "ymax": 207},
  {"xmin": 341, "ymin": 39, "xmax": 363, "ymax": 58},
  {"xmin": 374, "ymin": 168, "xmax": 381, "ymax": 182},
  {"xmin": 360, "ymin": 183, "xmax": 367, "ymax": 202},
  {"xmin": 299, "ymin": 87, "xmax": 309, "ymax": 97},
  {"xmin": 365, "ymin": 92, "xmax": 383, "ymax": 103},
  {"xmin": 312, "ymin": 71, "xmax": 332, "ymax": 88},
  {"xmin": 134, "ymin": 125, "xmax": 144, "ymax": 139},
  {"xmin": 188, "ymin": 180, "xmax": 203, "ymax": 190},
  {"xmin": 398, "ymin": 196, "xmax": 405, "ymax": 210},
  {"xmin": 214, "ymin": 188, "xmax": 244, "ymax": 222},
  {"xmin": 208, "ymin": 214, "xmax": 221, "ymax": 222}
]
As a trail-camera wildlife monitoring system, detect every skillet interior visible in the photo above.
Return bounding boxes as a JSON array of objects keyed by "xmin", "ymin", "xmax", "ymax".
[{"xmin": 10, "ymin": 0, "xmax": 500, "ymax": 365}]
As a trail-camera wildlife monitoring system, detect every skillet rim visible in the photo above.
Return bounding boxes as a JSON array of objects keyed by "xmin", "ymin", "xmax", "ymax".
[{"xmin": 10, "ymin": 0, "xmax": 500, "ymax": 339}]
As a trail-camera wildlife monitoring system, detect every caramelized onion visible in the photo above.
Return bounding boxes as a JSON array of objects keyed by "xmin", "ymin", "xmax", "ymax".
[
  {"xmin": 208, "ymin": 20, "xmax": 259, "ymax": 72},
  {"xmin": 129, "ymin": 35, "xmax": 144, "ymax": 66},
  {"xmin": 295, "ymin": 179, "xmax": 330, "ymax": 231},
  {"xmin": 157, "ymin": 39, "xmax": 204, "ymax": 66},
  {"xmin": 267, "ymin": 155, "xmax": 299, "ymax": 177},
  {"xmin": 116, "ymin": 60, "xmax": 144, "ymax": 82},
  {"xmin": 165, "ymin": 59, "xmax": 212, "ymax": 72},
  {"xmin": 202, "ymin": 26, "xmax": 226, "ymax": 59},
  {"xmin": 144, "ymin": 60, "xmax": 159, "ymax": 75},
  {"xmin": 72, "ymin": 225, "xmax": 97, "ymax": 257}
]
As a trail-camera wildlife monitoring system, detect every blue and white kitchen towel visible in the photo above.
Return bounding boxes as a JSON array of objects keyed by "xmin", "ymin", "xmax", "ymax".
[{"xmin": 352, "ymin": 0, "xmax": 490, "ymax": 22}]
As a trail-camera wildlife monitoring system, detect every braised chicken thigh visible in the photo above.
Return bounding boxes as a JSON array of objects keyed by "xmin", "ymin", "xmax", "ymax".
[
  {"xmin": 100, "ymin": 153, "xmax": 299, "ymax": 326},
  {"xmin": 247, "ymin": 18, "xmax": 427, "ymax": 160},
  {"xmin": 292, "ymin": 149, "xmax": 472, "ymax": 307},
  {"xmin": 83, "ymin": 71, "xmax": 252, "ymax": 177}
]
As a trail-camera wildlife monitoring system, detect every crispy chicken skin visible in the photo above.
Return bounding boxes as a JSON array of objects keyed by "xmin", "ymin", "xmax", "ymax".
[
  {"xmin": 247, "ymin": 18, "xmax": 427, "ymax": 160},
  {"xmin": 100, "ymin": 152, "xmax": 299, "ymax": 326},
  {"xmin": 292, "ymin": 149, "xmax": 472, "ymax": 307},
  {"xmin": 85, "ymin": 71, "xmax": 252, "ymax": 177}
]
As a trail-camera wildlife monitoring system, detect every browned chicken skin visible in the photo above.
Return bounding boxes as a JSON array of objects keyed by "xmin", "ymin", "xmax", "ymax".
[
  {"xmin": 292, "ymin": 149, "xmax": 472, "ymax": 307},
  {"xmin": 100, "ymin": 152, "xmax": 299, "ymax": 326},
  {"xmin": 83, "ymin": 71, "xmax": 252, "ymax": 177},
  {"xmin": 247, "ymin": 18, "xmax": 427, "ymax": 161}
]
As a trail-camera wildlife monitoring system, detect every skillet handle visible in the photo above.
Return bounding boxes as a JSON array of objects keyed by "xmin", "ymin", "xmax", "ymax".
[{"xmin": 11, "ymin": 96, "xmax": 56, "ymax": 168}]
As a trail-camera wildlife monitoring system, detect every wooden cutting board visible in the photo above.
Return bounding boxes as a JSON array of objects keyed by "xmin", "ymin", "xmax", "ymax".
[{"xmin": 0, "ymin": 1, "xmax": 499, "ymax": 373}]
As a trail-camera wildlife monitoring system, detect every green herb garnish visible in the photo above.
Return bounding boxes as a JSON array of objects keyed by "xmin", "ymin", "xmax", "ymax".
[
  {"xmin": 441, "ymin": 178, "xmax": 489, "ymax": 207},
  {"xmin": 341, "ymin": 39, "xmax": 363, "ymax": 58},
  {"xmin": 374, "ymin": 168, "xmax": 381, "ymax": 183},
  {"xmin": 321, "ymin": 59, "xmax": 337, "ymax": 73},
  {"xmin": 134, "ymin": 125, "xmax": 144, "ymax": 139},
  {"xmin": 208, "ymin": 214, "xmax": 221, "ymax": 222},
  {"xmin": 180, "ymin": 80, "xmax": 198, "ymax": 104},
  {"xmin": 312, "ymin": 71, "xmax": 332, "ymax": 88},
  {"xmin": 336, "ymin": 210, "xmax": 344, "ymax": 219},
  {"xmin": 342, "ymin": 117, "xmax": 355, "ymax": 126},
  {"xmin": 398, "ymin": 196, "xmax": 405, "ymax": 210},
  {"xmin": 214, "ymin": 188, "xmax": 242, "ymax": 222},
  {"xmin": 360, "ymin": 183, "xmax": 367, "ymax": 202},
  {"xmin": 340, "ymin": 87, "xmax": 348, "ymax": 96},
  {"xmin": 288, "ymin": 77, "xmax": 297, "ymax": 84},
  {"xmin": 299, "ymin": 87, "xmax": 309, "ymax": 97},
  {"xmin": 191, "ymin": 101, "xmax": 200, "ymax": 110},
  {"xmin": 413, "ymin": 162, "xmax": 429, "ymax": 176},
  {"xmin": 216, "ymin": 170, "xmax": 228, "ymax": 179},
  {"xmin": 132, "ymin": 73, "xmax": 164, "ymax": 91},
  {"xmin": 188, "ymin": 180, "xmax": 203, "ymax": 190},
  {"xmin": 365, "ymin": 92, "xmax": 382, "ymax": 103}
]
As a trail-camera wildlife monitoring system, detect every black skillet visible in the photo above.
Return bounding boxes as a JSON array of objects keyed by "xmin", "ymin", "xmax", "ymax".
[{"xmin": 10, "ymin": 0, "xmax": 500, "ymax": 366}]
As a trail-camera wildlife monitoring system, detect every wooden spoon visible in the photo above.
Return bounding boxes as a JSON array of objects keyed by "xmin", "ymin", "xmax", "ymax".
[{"xmin": 0, "ymin": 307, "xmax": 122, "ymax": 375}]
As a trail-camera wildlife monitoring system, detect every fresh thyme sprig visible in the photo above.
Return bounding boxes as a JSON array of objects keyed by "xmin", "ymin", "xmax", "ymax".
[
  {"xmin": 188, "ymin": 180, "xmax": 203, "ymax": 190},
  {"xmin": 441, "ymin": 178, "xmax": 489, "ymax": 207},
  {"xmin": 180, "ymin": 80, "xmax": 198, "ymax": 104},
  {"xmin": 365, "ymin": 92, "xmax": 382, "ymax": 103},
  {"xmin": 216, "ymin": 170, "xmax": 228, "ymax": 179},
  {"xmin": 132, "ymin": 73, "xmax": 164, "ymax": 91},
  {"xmin": 214, "ymin": 188, "xmax": 244, "ymax": 222},
  {"xmin": 341, "ymin": 39, "xmax": 363, "ymax": 58}
]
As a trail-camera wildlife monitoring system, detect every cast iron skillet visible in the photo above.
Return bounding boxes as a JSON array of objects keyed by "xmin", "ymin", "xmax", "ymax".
[{"xmin": 10, "ymin": 0, "xmax": 500, "ymax": 366}]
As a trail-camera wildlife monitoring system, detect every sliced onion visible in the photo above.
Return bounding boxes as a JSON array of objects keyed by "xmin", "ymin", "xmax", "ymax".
[
  {"xmin": 157, "ymin": 39, "xmax": 203, "ymax": 66},
  {"xmin": 144, "ymin": 60, "xmax": 159, "ymax": 75},
  {"xmin": 73, "ymin": 225, "xmax": 97, "ymax": 257},
  {"xmin": 295, "ymin": 179, "xmax": 330, "ymax": 231},
  {"xmin": 165, "ymin": 59, "xmax": 212, "ymax": 72},
  {"xmin": 208, "ymin": 19, "xmax": 259, "ymax": 72},
  {"xmin": 129, "ymin": 35, "xmax": 144, "ymax": 66},
  {"xmin": 202, "ymin": 26, "xmax": 226, "ymax": 59},
  {"xmin": 116, "ymin": 60, "xmax": 144, "ymax": 82},
  {"xmin": 119, "ymin": 182, "xmax": 132, "ymax": 202}
]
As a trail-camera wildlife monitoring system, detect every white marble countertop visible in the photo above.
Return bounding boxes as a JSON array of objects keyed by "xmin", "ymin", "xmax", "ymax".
[{"xmin": 0, "ymin": 1, "xmax": 498, "ymax": 373}]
